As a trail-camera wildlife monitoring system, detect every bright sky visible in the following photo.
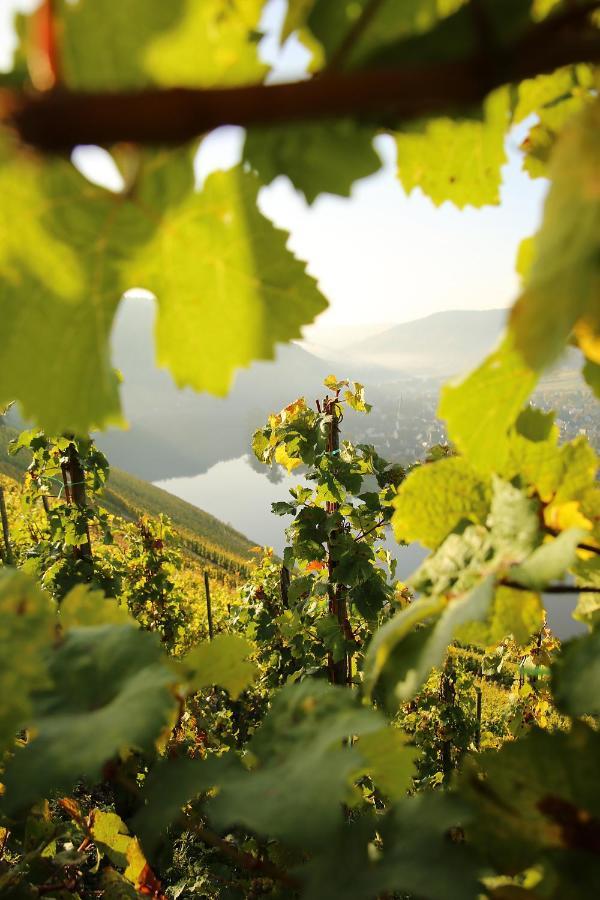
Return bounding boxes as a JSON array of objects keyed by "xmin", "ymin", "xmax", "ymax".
[{"xmin": 0, "ymin": 0, "xmax": 548, "ymax": 347}]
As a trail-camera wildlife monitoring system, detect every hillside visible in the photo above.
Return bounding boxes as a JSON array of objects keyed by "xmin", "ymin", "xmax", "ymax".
[
  {"xmin": 349, "ymin": 308, "xmax": 508, "ymax": 376},
  {"xmin": 90, "ymin": 296, "xmax": 356, "ymax": 480},
  {"xmin": 0, "ymin": 423, "xmax": 256, "ymax": 577}
]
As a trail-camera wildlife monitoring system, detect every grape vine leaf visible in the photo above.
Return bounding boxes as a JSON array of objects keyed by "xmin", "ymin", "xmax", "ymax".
[
  {"xmin": 0, "ymin": 137, "xmax": 125, "ymax": 433},
  {"xmin": 438, "ymin": 336, "xmax": 538, "ymax": 472},
  {"xmin": 302, "ymin": 794, "xmax": 481, "ymax": 900},
  {"xmin": 131, "ymin": 756, "xmax": 227, "ymax": 853},
  {"xmin": 101, "ymin": 868, "xmax": 139, "ymax": 899},
  {"xmin": 57, "ymin": 585, "xmax": 133, "ymax": 630},
  {"xmin": 376, "ymin": 793, "xmax": 483, "ymax": 900},
  {"xmin": 305, "ymin": 0, "xmax": 471, "ymax": 69},
  {"xmin": 244, "ymin": 121, "xmax": 382, "ymax": 203},
  {"xmin": 572, "ymin": 557, "xmax": 600, "ymax": 629},
  {"xmin": 55, "ymin": 0, "xmax": 266, "ymax": 90},
  {"xmin": 460, "ymin": 725, "xmax": 600, "ymax": 887},
  {"xmin": 500, "ymin": 432, "xmax": 596, "ymax": 510},
  {"xmin": 551, "ymin": 629, "xmax": 600, "ymax": 717},
  {"xmin": 364, "ymin": 577, "xmax": 495, "ymax": 705},
  {"xmin": 128, "ymin": 160, "xmax": 327, "ymax": 400},
  {"xmin": 182, "ymin": 633, "xmax": 258, "ymax": 699},
  {"xmin": 392, "ymin": 456, "xmax": 490, "ymax": 549},
  {"xmin": 0, "ymin": 570, "xmax": 54, "ymax": 751},
  {"xmin": 515, "ymin": 406, "xmax": 556, "ymax": 442},
  {"xmin": 456, "ymin": 585, "xmax": 544, "ymax": 648},
  {"xmin": 509, "ymin": 99, "xmax": 600, "ymax": 372},
  {"xmin": 410, "ymin": 477, "xmax": 541, "ymax": 596},
  {"xmin": 573, "ymin": 596, "xmax": 600, "ymax": 631},
  {"xmin": 512, "ymin": 67, "xmax": 577, "ymax": 124},
  {"xmin": 0, "ymin": 135, "xmax": 326, "ymax": 432},
  {"xmin": 207, "ymin": 680, "xmax": 385, "ymax": 850},
  {"xmin": 91, "ymin": 810, "xmax": 132, "ymax": 868},
  {"xmin": 355, "ymin": 727, "xmax": 416, "ymax": 802},
  {"xmin": 1, "ymin": 624, "xmax": 178, "ymax": 815},
  {"xmin": 395, "ymin": 88, "xmax": 509, "ymax": 208},
  {"xmin": 281, "ymin": 0, "xmax": 317, "ymax": 44},
  {"xmin": 510, "ymin": 527, "xmax": 587, "ymax": 591}
]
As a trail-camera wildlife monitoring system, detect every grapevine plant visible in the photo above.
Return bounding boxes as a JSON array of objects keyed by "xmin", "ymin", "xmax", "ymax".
[
  {"xmin": 8, "ymin": 431, "xmax": 117, "ymax": 599},
  {"xmin": 250, "ymin": 378, "xmax": 405, "ymax": 686},
  {"xmin": 0, "ymin": 1, "xmax": 599, "ymax": 898}
]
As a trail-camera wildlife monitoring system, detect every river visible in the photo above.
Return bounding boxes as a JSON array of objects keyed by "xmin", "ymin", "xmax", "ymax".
[{"xmin": 156, "ymin": 455, "xmax": 584, "ymax": 639}]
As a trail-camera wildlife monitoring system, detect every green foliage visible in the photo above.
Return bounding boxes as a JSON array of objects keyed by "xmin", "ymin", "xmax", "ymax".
[
  {"xmin": 392, "ymin": 456, "xmax": 490, "ymax": 548},
  {"xmin": 207, "ymin": 680, "xmax": 387, "ymax": 850},
  {"xmin": 438, "ymin": 336, "xmax": 538, "ymax": 472},
  {"xmin": 510, "ymin": 99, "xmax": 600, "ymax": 376},
  {"xmin": 0, "ymin": 569, "xmax": 54, "ymax": 751},
  {"xmin": 0, "ymin": 143, "xmax": 325, "ymax": 433},
  {"xmin": 58, "ymin": 0, "xmax": 267, "ymax": 90},
  {"xmin": 244, "ymin": 120, "xmax": 382, "ymax": 203},
  {"xmin": 395, "ymin": 88, "xmax": 509, "ymax": 208},
  {"xmin": 1, "ymin": 623, "xmax": 178, "ymax": 816},
  {"xmin": 460, "ymin": 724, "xmax": 600, "ymax": 896},
  {"xmin": 1, "ymin": 2, "xmax": 600, "ymax": 896},
  {"xmin": 251, "ymin": 379, "xmax": 401, "ymax": 685},
  {"xmin": 182, "ymin": 634, "xmax": 258, "ymax": 699},
  {"xmin": 551, "ymin": 629, "xmax": 600, "ymax": 717}
]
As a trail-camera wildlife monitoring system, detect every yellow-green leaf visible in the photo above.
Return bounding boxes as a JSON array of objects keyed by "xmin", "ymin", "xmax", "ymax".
[
  {"xmin": 438, "ymin": 336, "xmax": 538, "ymax": 472},
  {"xmin": 509, "ymin": 99, "xmax": 600, "ymax": 371},
  {"xmin": 392, "ymin": 457, "xmax": 490, "ymax": 549},
  {"xmin": 182, "ymin": 634, "xmax": 258, "ymax": 699}
]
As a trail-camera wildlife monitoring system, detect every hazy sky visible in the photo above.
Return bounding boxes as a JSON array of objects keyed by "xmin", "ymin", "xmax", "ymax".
[{"xmin": 0, "ymin": 0, "xmax": 548, "ymax": 346}]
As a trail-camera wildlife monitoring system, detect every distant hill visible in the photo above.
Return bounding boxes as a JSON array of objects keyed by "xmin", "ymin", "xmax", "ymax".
[
  {"xmin": 97, "ymin": 297, "xmax": 350, "ymax": 480},
  {"xmin": 51, "ymin": 300, "xmax": 582, "ymax": 484},
  {"xmin": 0, "ymin": 423, "xmax": 255, "ymax": 575},
  {"xmin": 348, "ymin": 308, "xmax": 508, "ymax": 377}
]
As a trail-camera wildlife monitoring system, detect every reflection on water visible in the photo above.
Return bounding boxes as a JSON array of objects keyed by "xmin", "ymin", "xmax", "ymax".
[
  {"xmin": 155, "ymin": 455, "xmax": 584, "ymax": 640},
  {"xmin": 156, "ymin": 455, "xmax": 426, "ymax": 574}
]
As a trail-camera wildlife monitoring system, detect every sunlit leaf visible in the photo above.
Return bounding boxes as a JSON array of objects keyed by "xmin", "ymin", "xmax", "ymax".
[
  {"xmin": 0, "ymin": 137, "xmax": 326, "ymax": 432},
  {"xmin": 182, "ymin": 633, "xmax": 258, "ymax": 699},
  {"xmin": 395, "ymin": 89, "xmax": 509, "ymax": 208},
  {"xmin": 364, "ymin": 578, "xmax": 494, "ymax": 704},
  {"xmin": 510, "ymin": 99, "xmax": 600, "ymax": 371},
  {"xmin": 56, "ymin": 0, "xmax": 266, "ymax": 89},
  {"xmin": 438, "ymin": 336, "xmax": 538, "ymax": 472},
  {"xmin": 392, "ymin": 457, "xmax": 490, "ymax": 549}
]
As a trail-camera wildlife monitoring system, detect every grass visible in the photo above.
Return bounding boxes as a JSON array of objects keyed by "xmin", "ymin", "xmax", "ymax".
[{"xmin": 0, "ymin": 422, "xmax": 256, "ymax": 578}]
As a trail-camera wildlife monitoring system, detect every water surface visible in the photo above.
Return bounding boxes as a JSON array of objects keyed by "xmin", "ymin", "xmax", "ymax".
[{"xmin": 156, "ymin": 455, "xmax": 584, "ymax": 639}]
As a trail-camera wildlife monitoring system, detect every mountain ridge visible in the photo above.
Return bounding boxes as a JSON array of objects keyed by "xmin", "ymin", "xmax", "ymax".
[{"xmin": 346, "ymin": 307, "xmax": 508, "ymax": 376}]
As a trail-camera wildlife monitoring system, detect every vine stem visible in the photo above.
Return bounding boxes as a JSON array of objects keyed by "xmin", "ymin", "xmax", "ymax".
[
  {"xmin": 193, "ymin": 825, "xmax": 300, "ymax": 889},
  {"xmin": 502, "ymin": 580, "xmax": 599, "ymax": 594},
  {"xmin": 545, "ymin": 527, "xmax": 600, "ymax": 557},
  {"xmin": 3, "ymin": 4, "xmax": 600, "ymax": 151},
  {"xmin": 354, "ymin": 518, "xmax": 387, "ymax": 542}
]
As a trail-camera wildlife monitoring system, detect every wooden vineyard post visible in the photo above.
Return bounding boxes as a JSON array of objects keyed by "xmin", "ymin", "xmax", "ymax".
[
  {"xmin": 323, "ymin": 393, "xmax": 351, "ymax": 687},
  {"xmin": 0, "ymin": 485, "xmax": 13, "ymax": 564},
  {"xmin": 204, "ymin": 571, "xmax": 214, "ymax": 641},
  {"xmin": 475, "ymin": 685, "xmax": 482, "ymax": 751}
]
